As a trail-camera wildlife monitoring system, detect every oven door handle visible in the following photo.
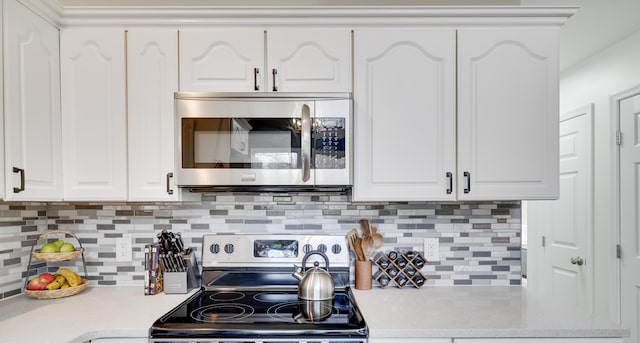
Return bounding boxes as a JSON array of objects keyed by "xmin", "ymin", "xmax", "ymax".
[{"xmin": 301, "ymin": 104, "xmax": 311, "ymax": 183}]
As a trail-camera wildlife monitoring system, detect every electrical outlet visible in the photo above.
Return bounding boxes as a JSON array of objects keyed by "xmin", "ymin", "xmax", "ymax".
[
  {"xmin": 423, "ymin": 238, "xmax": 440, "ymax": 262},
  {"xmin": 116, "ymin": 235, "xmax": 132, "ymax": 262}
]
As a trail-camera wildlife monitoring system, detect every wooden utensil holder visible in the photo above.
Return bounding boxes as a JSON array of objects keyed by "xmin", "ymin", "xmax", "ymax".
[{"xmin": 355, "ymin": 260, "xmax": 372, "ymax": 290}]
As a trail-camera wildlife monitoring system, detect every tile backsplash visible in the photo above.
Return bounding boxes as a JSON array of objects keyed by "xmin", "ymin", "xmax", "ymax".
[{"xmin": 0, "ymin": 193, "xmax": 521, "ymax": 299}]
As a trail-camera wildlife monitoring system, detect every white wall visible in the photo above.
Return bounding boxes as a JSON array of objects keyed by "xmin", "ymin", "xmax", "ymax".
[{"xmin": 557, "ymin": 28, "xmax": 640, "ymax": 321}]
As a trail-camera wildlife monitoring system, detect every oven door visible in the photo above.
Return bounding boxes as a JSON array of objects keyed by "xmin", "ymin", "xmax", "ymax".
[{"xmin": 175, "ymin": 93, "xmax": 351, "ymax": 189}]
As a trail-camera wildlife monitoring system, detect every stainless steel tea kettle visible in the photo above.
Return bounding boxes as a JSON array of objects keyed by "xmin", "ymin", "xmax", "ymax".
[{"xmin": 292, "ymin": 250, "xmax": 335, "ymax": 301}]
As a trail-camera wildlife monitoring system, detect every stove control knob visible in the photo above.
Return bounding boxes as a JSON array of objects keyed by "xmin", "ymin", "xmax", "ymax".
[
  {"xmin": 317, "ymin": 244, "xmax": 327, "ymax": 254},
  {"xmin": 224, "ymin": 243, "xmax": 234, "ymax": 254},
  {"xmin": 303, "ymin": 244, "xmax": 313, "ymax": 254},
  {"xmin": 331, "ymin": 244, "xmax": 342, "ymax": 255},
  {"xmin": 210, "ymin": 243, "xmax": 220, "ymax": 254}
]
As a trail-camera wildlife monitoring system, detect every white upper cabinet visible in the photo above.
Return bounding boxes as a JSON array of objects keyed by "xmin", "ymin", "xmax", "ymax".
[
  {"xmin": 457, "ymin": 28, "xmax": 559, "ymax": 200},
  {"xmin": 179, "ymin": 29, "xmax": 264, "ymax": 92},
  {"xmin": 353, "ymin": 27, "xmax": 560, "ymax": 201},
  {"xmin": 3, "ymin": 0, "xmax": 62, "ymax": 201},
  {"xmin": 0, "ymin": 1, "xmax": 4, "ymax": 201},
  {"xmin": 127, "ymin": 29, "xmax": 180, "ymax": 201},
  {"xmin": 267, "ymin": 28, "xmax": 351, "ymax": 92},
  {"xmin": 353, "ymin": 29, "xmax": 457, "ymax": 201},
  {"xmin": 179, "ymin": 28, "xmax": 351, "ymax": 92},
  {"xmin": 61, "ymin": 28, "xmax": 127, "ymax": 201}
]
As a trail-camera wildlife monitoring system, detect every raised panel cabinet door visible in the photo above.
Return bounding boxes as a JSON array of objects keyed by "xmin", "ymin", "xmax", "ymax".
[
  {"xmin": 179, "ymin": 29, "xmax": 264, "ymax": 92},
  {"xmin": 3, "ymin": 0, "xmax": 62, "ymax": 200},
  {"xmin": 267, "ymin": 28, "xmax": 351, "ymax": 92},
  {"xmin": 353, "ymin": 29, "xmax": 456, "ymax": 201},
  {"xmin": 61, "ymin": 28, "xmax": 127, "ymax": 201},
  {"xmin": 127, "ymin": 29, "xmax": 179, "ymax": 201},
  {"xmin": 457, "ymin": 28, "xmax": 560, "ymax": 200}
]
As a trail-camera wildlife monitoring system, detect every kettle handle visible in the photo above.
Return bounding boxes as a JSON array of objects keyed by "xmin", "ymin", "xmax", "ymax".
[{"xmin": 302, "ymin": 250, "xmax": 330, "ymax": 272}]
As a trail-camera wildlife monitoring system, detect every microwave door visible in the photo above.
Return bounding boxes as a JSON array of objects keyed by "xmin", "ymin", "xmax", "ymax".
[{"xmin": 177, "ymin": 99, "xmax": 315, "ymax": 187}]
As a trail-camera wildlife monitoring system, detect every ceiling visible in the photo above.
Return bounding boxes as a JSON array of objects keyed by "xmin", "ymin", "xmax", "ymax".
[{"xmin": 54, "ymin": 0, "xmax": 640, "ymax": 71}]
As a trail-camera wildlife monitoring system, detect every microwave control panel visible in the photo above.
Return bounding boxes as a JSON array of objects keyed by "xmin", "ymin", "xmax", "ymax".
[{"xmin": 313, "ymin": 117, "xmax": 346, "ymax": 169}]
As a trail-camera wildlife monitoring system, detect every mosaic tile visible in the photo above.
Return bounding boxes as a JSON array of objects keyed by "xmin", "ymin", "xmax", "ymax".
[{"xmin": 0, "ymin": 196, "xmax": 521, "ymax": 297}]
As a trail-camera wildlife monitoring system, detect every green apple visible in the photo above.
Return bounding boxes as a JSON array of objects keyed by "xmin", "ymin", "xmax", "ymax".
[
  {"xmin": 59, "ymin": 242, "xmax": 75, "ymax": 252},
  {"xmin": 53, "ymin": 239, "xmax": 65, "ymax": 249},
  {"xmin": 40, "ymin": 243, "xmax": 59, "ymax": 253}
]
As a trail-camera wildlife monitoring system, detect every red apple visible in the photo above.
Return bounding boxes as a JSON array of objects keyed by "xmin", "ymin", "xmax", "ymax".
[
  {"xmin": 39, "ymin": 273, "xmax": 56, "ymax": 283},
  {"xmin": 27, "ymin": 273, "xmax": 55, "ymax": 290}
]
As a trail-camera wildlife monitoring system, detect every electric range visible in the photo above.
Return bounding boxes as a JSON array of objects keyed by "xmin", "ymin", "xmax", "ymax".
[{"xmin": 149, "ymin": 234, "xmax": 368, "ymax": 343}]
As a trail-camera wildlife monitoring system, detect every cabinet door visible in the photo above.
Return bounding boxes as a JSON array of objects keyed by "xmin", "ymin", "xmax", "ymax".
[
  {"xmin": 458, "ymin": 28, "xmax": 559, "ymax": 200},
  {"xmin": 61, "ymin": 28, "xmax": 127, "ymax": 201},
  {"xmin": 179, "ymin": 29, "xmax": 264, "ymax": 92},
  {"xmin": 3, "ymin": 0, "xmax": 62, "ymax": 200},
  {"xmin": 353, "ymin": 29, "xmax": 456, "ymax": 201},
  {"xmin": 0, "ymin": 1, "xmax": 3, "ymax": 201},
  {"xmin": 267, "ymin": 28, "xmax": 351, "ymax": 92},
  {"xmin": 127, "ymin": 29, "xmax": 179, "ymax": 201}
]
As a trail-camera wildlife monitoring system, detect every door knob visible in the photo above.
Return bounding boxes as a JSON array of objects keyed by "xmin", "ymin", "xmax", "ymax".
[{"xmin": 570, "ymin": 256, "xmax": 584, "ymax": 266}]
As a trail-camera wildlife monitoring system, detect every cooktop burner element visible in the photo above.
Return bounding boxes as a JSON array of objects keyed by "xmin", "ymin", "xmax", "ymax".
[
  {"xmin": 191, "ymin": 303, "xmax": 255, "ymax": 323},
  {"xmin": 149, "ymin": 234, "xmax": 367, "ymax": 343},
  {"xmin": 209, "ymin": 291, "xmax": 245, "ymax": 302}
]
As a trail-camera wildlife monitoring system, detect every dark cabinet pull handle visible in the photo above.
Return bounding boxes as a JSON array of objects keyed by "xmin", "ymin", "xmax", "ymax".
[
  {"xmin": 446, "ymin": 172, "xmax": 453, "ymax": 194},
  {"xmin": 272, "ymin": 68, "xmax": 278, "ymax": 92},
  {"xmin": 253, "ymin": 67, "xmax": 260, "ymax": 91},
  {"xmin": 13, "ymin": 167, "xmax": 25, "ymax": 193},
  {"xmin": 464, "ymin": 171, "xmax": 471, "ymax": 194},
  {"xmin": 166, "ymin": 172, "xmax": 174, "ymax": 195}
]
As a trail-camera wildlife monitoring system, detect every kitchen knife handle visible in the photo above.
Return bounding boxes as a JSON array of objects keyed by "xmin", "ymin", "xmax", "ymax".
[
  {"xmin": 301, "ymin": 104, "xmax": 311, "ymax": 182},
  {"xmin": 464, "ymin": 171, "xmax": 471, "ymax": 194},
  {"xmin": 272, "ymin": 68, "xmax": 278, "ymax": 91},
  {"xmin": 253, "ymin": 67, "xmax": 260, "ymax": 91},
  {"xmin": 446, "ymin": 172, "xmax": 453, "ymax": 194},
  {"xmin": 166, "ymin": 172, "xmax": 174, "ymax": 195},
  {"xmin": 13, "ymin": 167, "xmax": 25, "ymax": 193}
]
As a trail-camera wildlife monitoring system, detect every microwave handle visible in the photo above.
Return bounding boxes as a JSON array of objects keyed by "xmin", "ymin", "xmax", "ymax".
[{"xmin": 301, "ymin": 104, "xmax": 311, "ymax": 182}]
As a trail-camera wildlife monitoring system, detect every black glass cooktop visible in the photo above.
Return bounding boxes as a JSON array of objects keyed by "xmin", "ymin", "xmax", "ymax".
[{"xmin": 150, "ymin": 289, "xmax": 367, "ymax": 339}]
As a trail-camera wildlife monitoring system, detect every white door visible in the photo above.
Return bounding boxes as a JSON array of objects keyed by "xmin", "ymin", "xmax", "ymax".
[
  {"xmin": 3, "ymin": 0, "xmax": 62, "ymax": 200},
  {"xmin": 179, "ymin": 29, "xmax": 264, "ymax": 92},
  {"xmin": 352, "ymin": 28, "xmax": 456, "ymax": 201},
  {"xmin": 61, "ymin": 28, "xmax": 127, "ymax": 200},
  {"xmin": 619, "ymin": 92, "xmax": 640, "ymax": 343},
  {"xmin": 457, "ymin": 28, "xmax": 559, "ymax": 200},
  {"xmin": 127, "ymin": 29, "xmax": 179, "ymax": 201},
  {"xmin": 267, "ymin": 28, "xmax": 351, "ymax": 92},
  {"xmin": 528, "ymin": 105, "xmax": 593, "ymax": 313}
]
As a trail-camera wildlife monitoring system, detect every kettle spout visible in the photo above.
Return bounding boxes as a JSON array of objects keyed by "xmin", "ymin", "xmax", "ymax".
[{"xmin": 292, "ymin": 265, "xmax": 304, "ymax": 281}]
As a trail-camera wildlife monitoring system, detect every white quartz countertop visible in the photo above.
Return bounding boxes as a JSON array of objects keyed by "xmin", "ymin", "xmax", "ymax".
[
  {"xmin": 0, "ymin": 286, "xmax": 196, "ymax": 343},
  {"xmin": 351, "ymin": 286, "xmax": 628, "ymax": 339},
  {"xmin": 0, "ymin": 285, "xmax": 628, "ymax": 342}
]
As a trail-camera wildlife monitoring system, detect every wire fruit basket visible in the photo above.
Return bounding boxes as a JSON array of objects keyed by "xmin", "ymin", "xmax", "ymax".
[{"xmin": 24, "ymin": 230, "xmax": 89, "ymax": 299}]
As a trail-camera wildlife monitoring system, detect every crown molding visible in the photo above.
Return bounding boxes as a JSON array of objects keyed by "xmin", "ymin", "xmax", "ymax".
[{"xmin": 17, "ymin": 2, "xmax": 579, "ymax": 28}]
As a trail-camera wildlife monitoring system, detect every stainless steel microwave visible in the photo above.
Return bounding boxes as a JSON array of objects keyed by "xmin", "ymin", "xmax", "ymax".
[{"xmin": 175, "ymin": 92, "xmax": 352, "ymax": 191}]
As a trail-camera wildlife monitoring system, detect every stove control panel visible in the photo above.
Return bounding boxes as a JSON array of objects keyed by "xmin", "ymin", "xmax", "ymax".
[{"xmin": 202, "ymin": 234, "xmax": 349, "ymax": 268}]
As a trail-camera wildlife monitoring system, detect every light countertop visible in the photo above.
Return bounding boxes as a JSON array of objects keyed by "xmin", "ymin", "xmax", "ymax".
[
  {"xmin": 352, "ymin": 286, "xmax": 628, "ymax": 339},
  {"xmin": 0, "ymin": 286, "xmax": 196, "ymax": 343},
  {"xmin": 0, "ymin": 285, "xmax": 628, "ymax": 342}
]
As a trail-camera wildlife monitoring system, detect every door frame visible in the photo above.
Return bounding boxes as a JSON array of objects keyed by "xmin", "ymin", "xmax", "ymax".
[{"xmin": 611, "ymin": 84, "xmax": 640, "ymax": 324}]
